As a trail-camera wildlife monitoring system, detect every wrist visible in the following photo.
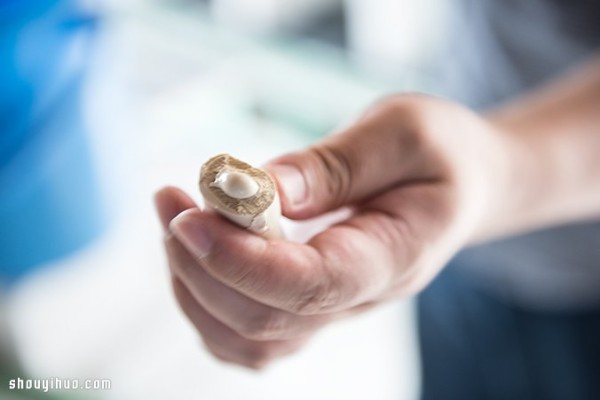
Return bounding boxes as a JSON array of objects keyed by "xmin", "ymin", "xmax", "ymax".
[
  {"xmin": 469, "ymin": 115, "xmax": 536, "ymax": 242},
  {"xmin": 475, "ymin": 112, "xmax": 559, "ymax": 241}
]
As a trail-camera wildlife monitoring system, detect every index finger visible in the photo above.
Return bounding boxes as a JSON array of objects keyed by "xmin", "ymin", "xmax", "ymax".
[{"xmin": 169, "ymin": 201, "xmax": 408, "ymax": 315}]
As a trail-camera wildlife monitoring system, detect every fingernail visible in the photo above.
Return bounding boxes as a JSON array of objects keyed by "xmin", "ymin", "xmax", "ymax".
[
  {"xmin": 269, "ymin": 164, "xmax": 307, "ymax": 206},
  {"xmin": 170, "ymin": 212, "xmax": 213, "ymax": 259}
]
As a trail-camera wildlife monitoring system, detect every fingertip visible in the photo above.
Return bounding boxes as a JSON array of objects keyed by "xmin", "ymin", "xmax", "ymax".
[
  {"xmin": 154, "ymin": 188, "xmax": 176, "ymax": 231},
  {"xmin": 170, "ymin": 208, "xmax": 271, "ymax": 258},
  {"xmin": 265, "ymin": 163, "xmax": 307, "ymax": 214},
  {"xmin": 154, "ymin": 186, "xmax": 197, "ymax": 230},
  {"xmin": 265, "ymin": 143, "xmax": 354, "ymax": 221},
  {"xmin": 169, "ymin": 209, "xmax": 212, "ymax": 259},
  {"xmin": 154, "ymin": 185, "xmax": 183, "ymax": 203}
]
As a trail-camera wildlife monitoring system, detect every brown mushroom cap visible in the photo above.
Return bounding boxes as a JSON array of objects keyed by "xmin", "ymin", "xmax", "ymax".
[{"xmin": 199, "ymin": 154, "xmax": 276, "ymax": 216}]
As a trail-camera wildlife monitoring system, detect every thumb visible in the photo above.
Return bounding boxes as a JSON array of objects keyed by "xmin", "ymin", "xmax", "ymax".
[{"xmin": 265, "ymin": 113, "xmax": 426, "ymax": 219}]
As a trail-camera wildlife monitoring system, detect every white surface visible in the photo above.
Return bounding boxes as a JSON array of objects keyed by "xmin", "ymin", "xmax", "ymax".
[
  {"xmin": 6, "ymin": 6, "xmax": 421, "ymax": 400},
  {"xmin": 345, "ymin": 0, "xmax": 447, "ymax": 81}
]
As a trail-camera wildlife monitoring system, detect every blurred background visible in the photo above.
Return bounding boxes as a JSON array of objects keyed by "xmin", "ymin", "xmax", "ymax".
[{"xmin": 0, "ymin": 0, "xmax": 448, "ymax": 398}]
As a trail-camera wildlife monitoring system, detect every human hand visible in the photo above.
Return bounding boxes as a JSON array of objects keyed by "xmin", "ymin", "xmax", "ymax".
[{"xmin": 155, "ymin": 94, "xmax": 515, "ymax": 369}]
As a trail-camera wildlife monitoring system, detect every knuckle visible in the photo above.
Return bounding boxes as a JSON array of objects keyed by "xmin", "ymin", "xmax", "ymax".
[
  {"xmin": 291, "ymin": 273, "xmax": 342, "ymax": 315},
  {"xmin": 291, "ymin": 237, "xmax": 367, "ymax": 315},
  {"xmin": 379, "ymin": 94, "xmax": 457, "ymax": 179},
  {"xmin": 215, "ymin": 256, "xmax": 256, "ymax": 293},
  {"xmin": 310, "ymin": 143, "xmax": 354, "ymax": 208},
  {"xmin": 237, "ymin": 308, "xmax": 289, "ymax": 341},
  {"xmin": 385, "ymin": 92, "xmax": 439, "ymax": 114},
  {"xmin": 383, "ymin": 93, "xmax": 444, "ymax": 134}
]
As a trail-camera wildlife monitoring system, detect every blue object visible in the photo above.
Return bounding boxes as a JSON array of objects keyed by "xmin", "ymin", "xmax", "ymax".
[
  {"xmin": 0, "ymin": 0, "xmax": 106, "ymax": 283},
  {"xmin": 418, "ymin": 262, "xmax": 600, "ymax": 400}
]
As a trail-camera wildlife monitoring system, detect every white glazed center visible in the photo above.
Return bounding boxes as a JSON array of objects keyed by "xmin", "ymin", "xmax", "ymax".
[{"xmin": 213, "ymin": 170, "xmax": 259, "ymax": 199}]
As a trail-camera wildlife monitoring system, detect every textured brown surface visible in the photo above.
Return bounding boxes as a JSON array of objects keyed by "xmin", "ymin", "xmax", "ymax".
[{"xmin": 199, "ymin": 154, "xmax": 276, "ymax": 216}]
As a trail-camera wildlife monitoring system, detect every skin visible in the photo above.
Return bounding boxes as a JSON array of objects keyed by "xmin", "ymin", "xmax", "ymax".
[{"xmin": 155, "ymin": 55, "xmax": 600, "ymax": 369}]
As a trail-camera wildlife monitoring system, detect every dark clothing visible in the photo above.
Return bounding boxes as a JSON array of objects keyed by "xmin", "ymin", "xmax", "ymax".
[
  {"xmin": 419, "ymin": 1, "xmax": 600, "ymax": 399},
  {"xmin": 437, "ymin": 0, "xmax": 600, "ymax": 109},
  {"xmin": 419, "ymin": 263, "xmax": 600, "ymax": 400},
  {"xmin": 433, "ymin": 0, "xmax": 600, "ymax": 311}
]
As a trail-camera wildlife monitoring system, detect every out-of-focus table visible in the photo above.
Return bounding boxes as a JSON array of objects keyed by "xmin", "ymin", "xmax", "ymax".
[{"xmin": 5, "ymin": 2, "xmax": 421, "ymax": 399}]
